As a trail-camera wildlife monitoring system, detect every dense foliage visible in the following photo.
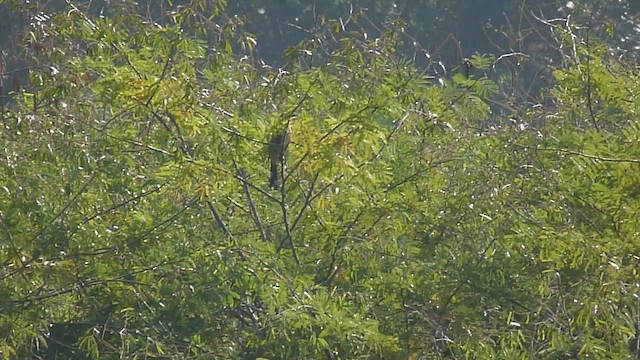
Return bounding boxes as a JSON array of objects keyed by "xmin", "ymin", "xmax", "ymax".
[{"xmin": 1, "ymin": 0, "xmax": 639, "ymax": 359}]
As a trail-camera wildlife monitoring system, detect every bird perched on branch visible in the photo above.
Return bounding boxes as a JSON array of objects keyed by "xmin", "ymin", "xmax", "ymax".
[{"xmin": 267, "ymin": 131, "xmax": 290, "ymax": 189}]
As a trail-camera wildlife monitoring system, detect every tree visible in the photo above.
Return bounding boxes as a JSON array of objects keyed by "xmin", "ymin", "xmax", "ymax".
[{"xmin": 1, "ymin": 0, "xmax": 639, "ymax": 359}]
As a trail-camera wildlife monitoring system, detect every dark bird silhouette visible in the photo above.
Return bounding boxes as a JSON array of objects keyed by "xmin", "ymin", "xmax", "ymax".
[{"xmin": 267, "ymin": 131, "xmax": 290, "ymax": 189}]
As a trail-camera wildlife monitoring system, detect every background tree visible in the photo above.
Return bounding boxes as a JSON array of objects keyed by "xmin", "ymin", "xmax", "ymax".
[{"xmin": 1, "ymin": 0, "xmax": 639, "ymax": 359}]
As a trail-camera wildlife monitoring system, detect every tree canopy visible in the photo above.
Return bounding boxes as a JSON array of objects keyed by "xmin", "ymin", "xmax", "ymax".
[{"xmin": 1, "ymin": 0, "xmax": 639, "ymax": 359}]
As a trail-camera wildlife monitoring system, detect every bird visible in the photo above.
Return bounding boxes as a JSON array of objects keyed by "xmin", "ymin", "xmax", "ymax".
[{"xmin": 267, "ymin": 131, "xmax": 290, "ymax": 189}]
